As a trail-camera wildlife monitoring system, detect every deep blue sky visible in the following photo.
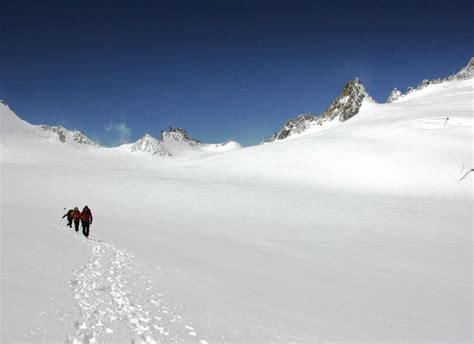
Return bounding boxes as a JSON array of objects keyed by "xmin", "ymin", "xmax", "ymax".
[{"xmin": 1, "ymin": 0, "xmax": 472, "ymax": 146}]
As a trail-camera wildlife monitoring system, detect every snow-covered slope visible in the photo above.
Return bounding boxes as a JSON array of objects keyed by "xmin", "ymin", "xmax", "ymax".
[
  {"xmin": 0, "ymin": 102, "xmax": 99, "ymax": 147},
  {"xmin": 0, "ymin": 100, "xmax": 36, "ymax": 132},
  {"xmin": 388, "ymin": 57, "xmax": 474, "ymax": 103},
  {"xmin": 158, "ymin": 127, "xmax": 242, "ymax": 157},
  {"xmin": 1, "ymin": 68, "xmax": 473, "ymax": 343}
]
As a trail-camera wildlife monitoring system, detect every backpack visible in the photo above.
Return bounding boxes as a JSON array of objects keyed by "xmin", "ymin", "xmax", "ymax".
[
  {"xmin": 72, "ymin": 210, "xmax": 81, "ymax": 219},
  {"xmin": 81, "ymin": 208, "xmax": 92, "ymax": 222}
]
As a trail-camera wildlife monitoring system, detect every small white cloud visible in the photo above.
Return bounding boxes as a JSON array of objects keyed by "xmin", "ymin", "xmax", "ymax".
[{"xmin": 105, "ymin": 121, "xmax": 131, "ymax": 145}]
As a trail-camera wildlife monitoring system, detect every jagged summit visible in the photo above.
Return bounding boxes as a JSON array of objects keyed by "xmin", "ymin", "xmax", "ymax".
[
  {"xmin": 160, "ymin": 127, "xmax": 201, "ymax": 146},
  {"xmin": 269, "ymin": 77, "xmax": 370, "ymax": 141},
  {"xmin": 319, "ymin": 77, "xmax": 368, "ymax": 123}
]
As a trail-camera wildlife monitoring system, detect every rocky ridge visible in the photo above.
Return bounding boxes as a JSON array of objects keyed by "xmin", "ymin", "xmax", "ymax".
[
  {"xmin": 268, "ymin": 78, "xmax": 369, "ymax": 142},
  {"xmin": 40, "ymin": 125, "xmax": 99, "ymax": 146},
  {"xmin": 387, "ymin": 57, "xmax": 473, "ymax": 103},
  {"xmin": 160, "ymin": 127, "xmax": 202, "ymax": 146}
]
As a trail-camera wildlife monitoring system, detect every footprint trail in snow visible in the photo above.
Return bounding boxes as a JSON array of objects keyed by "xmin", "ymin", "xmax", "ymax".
[{"xmin": 65, "ymin": 236, "xmax": 206, "ymax": 343}]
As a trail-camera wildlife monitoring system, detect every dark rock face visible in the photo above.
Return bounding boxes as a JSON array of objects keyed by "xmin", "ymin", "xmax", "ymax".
[
  {"xmin": 319, "ymin": 78, "xmax": 368, "ymax": 123},
  {"xmin": 40, "ymin": 125, "xmax": 67, "ymax": 143},
  {"xmin": 274, "ymin": 113, "xmax": 316, "ymax": 141},
  {"xmin": 269, "ymin": 78, "xmax": 368, "ymax": 142}
]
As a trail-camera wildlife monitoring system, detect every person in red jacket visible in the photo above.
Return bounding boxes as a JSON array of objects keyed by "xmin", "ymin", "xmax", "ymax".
[
  {"xmin": 71, "ymin": 207, "xmax": 81, "ymax": 232},
  {"xmin": 81, "ymin": 205, "xmax": 93, "ymax": 238}
]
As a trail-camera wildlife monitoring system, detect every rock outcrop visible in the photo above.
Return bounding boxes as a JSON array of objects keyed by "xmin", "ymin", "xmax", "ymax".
[
  {"xmin": 160, "ymin": 127, "xmax": 202, "ymax": 146},
  {"xmin": 318, "ymin": 77, "xmax": 368, "ymax": 123},
  {"xmin": 273, "ymin": 113, "xmax": 316, "ymax": 141},
  {"xmin": 386, "ymin": 88, "xmax": 402, "ymax": 103},
  {"xmin": 40, "ymin": 125, "xmax": 99, "ymax": 146}
]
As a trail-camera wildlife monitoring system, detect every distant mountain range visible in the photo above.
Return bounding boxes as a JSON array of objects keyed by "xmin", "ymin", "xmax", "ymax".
[
  {"xmin": 1, "ymin": 58, "xmax": 472, "ymax": 153},
  {"xmin": 0, "ymin": 102, "xmax": 242, "ymax": 158}
]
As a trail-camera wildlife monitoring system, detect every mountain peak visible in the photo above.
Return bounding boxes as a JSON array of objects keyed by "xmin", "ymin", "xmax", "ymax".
[
  {"xmin": 161, "ymin": 127, "xmax": 201, "ymax": 145},
  {"xmin": 319, "ymin": 77, "xmax": 369, "ymax": 122}
]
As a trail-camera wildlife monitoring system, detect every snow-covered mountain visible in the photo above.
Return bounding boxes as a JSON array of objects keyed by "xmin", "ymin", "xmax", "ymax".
[
  {"xmin": 40, "ymin": 125, "xmax": 99, "ymax": 146},
  {"xmin": 119, "ymin": 127, "xmax": 242, "ymax": 158},
  {"xmin": 0, "ymin": 101, "xmax": 99, "ymax": 147},
  {"xmin": 268, "ymin": 77, "xmax": 372, "ymax": 142},
  {"xmin": 159, "ymin": 127, "xmax": 241, "ymax": 156},
  {"xmin": 268, "ymin": 58, "xmax": 473, "ymax": 142},
  {"xmin": 387, "ymin": 57, "xmax": 473, "ymax": 103},
  {"xmin": 121, "ymin": 127, "xmax": 241, "ymax": 158}
]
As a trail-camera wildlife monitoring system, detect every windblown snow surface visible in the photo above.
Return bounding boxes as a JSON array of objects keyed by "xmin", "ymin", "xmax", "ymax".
[{"xmin": 0, "ymin": 79, "xmax": 472, "ymax": 343}]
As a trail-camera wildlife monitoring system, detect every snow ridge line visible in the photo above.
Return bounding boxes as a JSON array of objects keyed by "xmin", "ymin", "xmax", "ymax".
[{"xmin": 65, "ymin": 234, "xmax": 206, "ymax": 343}]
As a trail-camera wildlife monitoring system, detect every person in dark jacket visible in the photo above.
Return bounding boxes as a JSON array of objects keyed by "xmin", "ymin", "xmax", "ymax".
[
  {"xmin": 71, "ymin": 207, "xmax": 81, "ymax": 232},
  {"xmin": 81, "ymin": 206, "xmax": 93, "ymax": 238},
  {"xmin": 62, "ymin": 209, "xmax": 74, "ymax": 228}
]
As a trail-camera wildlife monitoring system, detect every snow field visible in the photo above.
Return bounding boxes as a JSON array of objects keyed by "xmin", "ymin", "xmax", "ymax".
[
  {"xmin": 1, "ymin": 77, "xmax": 472, "ymax": 342},
  {"xmin": 66, "ymin": 234, "xmax": 206, "ymax": 343}
]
